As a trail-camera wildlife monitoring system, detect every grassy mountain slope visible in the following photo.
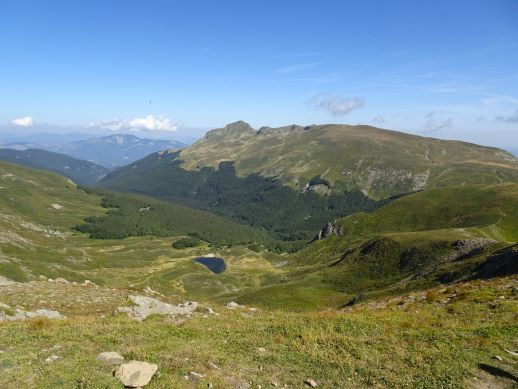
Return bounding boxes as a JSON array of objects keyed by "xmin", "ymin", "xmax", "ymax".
[
  {"xmin": 178, "ymin": 121, "xmax": 518, "ymax": 198},
  {"xmin": 1, "ymin": 276, "xmax": 517, "ymax": 388},
  {"xmin": 0, "ymin": 148, "xmax": 109, "ymax": 186},
  {"xmin": 236, "ymin": 183, "xmax": 518, "ymax": 308}
]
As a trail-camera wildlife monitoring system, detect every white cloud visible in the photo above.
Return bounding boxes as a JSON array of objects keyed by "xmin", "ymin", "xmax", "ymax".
[
  {"xmin": 10, "ymin": 116, "xmax": 34, "ymax": 127},
  {"xmin": 89, "ymin": 114, "xmax": 180, "ymax": 132},
  {"xmin": 309, "ymin": 94, "xmax": 365, "ymax": 116},
  {"xmin": 423, "ymin": 112, "xmax": 453, "ymax": 133}
]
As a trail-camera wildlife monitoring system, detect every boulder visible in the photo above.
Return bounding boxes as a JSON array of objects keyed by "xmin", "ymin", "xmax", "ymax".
[
  {"xmin": 226, "ymin": 301, "xmax": 240, "ymax": 309},
  {"xmin": 114, "ymin": 360, "xmax": 158, "ymax": 388},
  {"xmin": 97, "ymin": 351, "xmax": 124, "ymax": 365},
  {"xmin": 117, "ymin": 295, "xmax": 198, "ymax": 321},
  {"xmin": 304, "ymin": 378, "xmax": 318, "ymax": 387},
  {"xmin": 0, "ymin": 303, "xmax": 64, "ymax": 321}
]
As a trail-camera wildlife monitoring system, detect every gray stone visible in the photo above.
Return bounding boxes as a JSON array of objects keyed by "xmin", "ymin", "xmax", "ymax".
[
  {"xmin": 304, "ymin": 379, "xmax": 318, "ymax": 387},
  {"xmin": 117, "ymin": 295, "xmax": 198, "ymax": 321},
  {"xmin": 114, "ymin": 360, "xmax": 158, "ymax": 388},
  {"xmin": 0, "ymin": 303, "xmax": 64, "ymax": 322},
  {"xmin": 97, "ymin": 351, "xmax": 124, "ymax": 365}
]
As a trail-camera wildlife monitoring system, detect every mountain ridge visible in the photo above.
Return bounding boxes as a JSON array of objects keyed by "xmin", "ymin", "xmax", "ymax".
[{"xmin": 0, "ymin": 148, "xmax": 109, "ymax": 186}]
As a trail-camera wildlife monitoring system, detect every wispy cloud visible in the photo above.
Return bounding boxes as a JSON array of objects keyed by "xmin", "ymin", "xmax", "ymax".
[
  {"xmin": 89, "ymin": 115, "xmax": 180, "ymax": 132},
  {"xmin": 371, "ymin": 115, "xmax": 385, "ymax": 124},
  {"xmin": 274, "ymin": 63, "xmax": 316, "ymax": 74},
  {"xmin": 9, "ymin": 116, "xmax": 34, "ymax": 127},
  {"xmin": 423, "ymin": 112, "xmax": 452, "ymax": 133},
  {"xmin": 494, "ymin": 108, "xmax": 518, "ymax": 123},
  {"xmin": 308, "ymin": 94, "xmax": 365, "ymax": 116}
]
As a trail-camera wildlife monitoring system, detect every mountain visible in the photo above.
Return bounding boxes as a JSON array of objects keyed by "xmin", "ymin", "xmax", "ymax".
[
  {"xmin": 50, "ymin": 133, "xmax": 185, "ymax": 168},
  {"xmin": 177, "ymin": 121, "xmax": 518, "ymax": 199},
  {"xmin": 0, "ymin": 148, "xmax": 109, "ymax": 186},
  {"xmin": 99, "ymin": 121, "xmax": 518, "ymax": 244}
]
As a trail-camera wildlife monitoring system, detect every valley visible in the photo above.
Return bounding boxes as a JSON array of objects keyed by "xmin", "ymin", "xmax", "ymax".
[{"xmin": 0, "ymin": 122, "xmax": 517, "ymax": 388}]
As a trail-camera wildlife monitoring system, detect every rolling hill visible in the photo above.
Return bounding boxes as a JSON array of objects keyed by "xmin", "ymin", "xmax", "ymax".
[{"xmin": 0, "ymin": 148, "xmax": 109, "ymax": 186}]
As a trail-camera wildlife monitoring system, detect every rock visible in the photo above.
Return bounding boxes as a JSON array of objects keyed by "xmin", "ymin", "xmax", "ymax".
[
  {"xmin": 117, "ymin": 295, "xmax": 198, "ymax": 321},
  {"xmin": 312, "ymin": 222, "xmax": 344, "ymax": 241},
  {"xmin": 0, "ymin": 276, "xmax": 15, "ymax": 286},
  {"xmin": 55, "ymin": 277, "xmax": 69, "ymax": 284},
  {"xmin": 185, "ymin": 371, "xmax": 204, "ymax": 381},
  {"xmin": 257, "ymin": 347, "xmax": 266, "ymax": 353},
  {"xmin": 97, "ymin": 351, "xmax": 124, "ymax": 365},
  {"xmin": 504, "ymin": 349, "xmax": 518, "ymax": 357},
  {"xmin": 304, "ymin": 378, "xmax": 318, "ymax": 387},
  {"xmin": 226, "ymin": 301, "xmax": 240, "ymax": 309},
  {"xmin": 202, "ymin": 307, "xmax": 215, "ymax": 315},
  {"xmin": 208, "ymin": 362, "xmax": 220, "ymax": 370},
  {"xmin": 493, "ymin": 355, "xmax": 503, "ymax": 362},
  {"xmin": 45, "ymin": 355, "xmax": 60, "ymax": 363},
  {"xmin": 83, "ymin": 280, "xmax": 96, "ymax": 286},
  {"xmin": 114, "ymin": 360, "xmax": 158, "ymax": 388},
  {"xmin": 0, "ymin": 303, "xmax": 64, "ymax": 322}
]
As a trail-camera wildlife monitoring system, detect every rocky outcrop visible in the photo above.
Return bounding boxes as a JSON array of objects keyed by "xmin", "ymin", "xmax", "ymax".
[
  {"xmin": 0, "ymin": 302, "xmax": 64, "ymax": 321},
  {"xmin": 473, "ymin": 244, "xmax": 518, "ymax": 279},
  {"xmin": 444, "ymin": 239, "xmax": 496, "ymax": 262},
  {"xmin": 313, "ymin": 222, "xmax": 344, "ymax": 241},
  {"xmin": 117, "ymin": 295, "xmax": 198, "ymax": 321},
  {"xmin": 114, "ymin": 360, "xmax": 158, "ymax": 388}
]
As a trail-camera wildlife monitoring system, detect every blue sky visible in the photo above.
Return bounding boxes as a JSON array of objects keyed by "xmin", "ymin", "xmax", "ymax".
[{"xmin": 0, "ymin": 0, "xmax": 517, "ymax": 148}]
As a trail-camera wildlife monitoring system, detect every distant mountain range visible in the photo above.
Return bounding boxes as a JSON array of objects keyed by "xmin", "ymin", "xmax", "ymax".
[
  {"xmin": 47, "ymin": 134, "xmax": 186, "ymax": 168},
  {"xmin": 0, "ymin": 148, "xmax": 109, "ymax": 186},
  {"xmin": 1, "ymin": 133, "xmax": 186, "ymax": 169}
]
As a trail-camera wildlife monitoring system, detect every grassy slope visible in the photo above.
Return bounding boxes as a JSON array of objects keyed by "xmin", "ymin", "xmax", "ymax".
[
  {"xmin": 0, "ymin": 148, "xmax": 109, "ymax": 186},
  {"xmin": 0, "ymin": 161, "xmax": 282, "ymax": 300},
  {"xmin": 178, "ymin": 122, "xmax": 518, "ymax": 198},
  {"xmin": 236, "ymin": 184, "xmax": 518, "ymax": 309},
  {"xmin": 0, "ymin": 276, "xmax": 517, "ymax": 388}
]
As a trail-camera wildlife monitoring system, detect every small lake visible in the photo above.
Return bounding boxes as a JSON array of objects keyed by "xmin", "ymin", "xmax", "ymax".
[{"xmin": 193, "ymin": 257, "xmax": 226, "ymax": 274}]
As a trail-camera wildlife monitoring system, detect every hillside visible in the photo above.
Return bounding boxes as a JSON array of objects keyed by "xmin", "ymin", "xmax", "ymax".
[
  {"xmin": 49, "ymin": 134, "xmax": 185, "ymax": 168},
  {"xmin": 0, "ymin": 148, "xmax": 109, "ymax": 186},
  {"xmin": 177, "ymin": 121, "xmax": 518, "ymax": 199},
  {"xmin": 99, "ymin": 152, "xmax": 388, "ymax": 247},
  {"xmin": 237, "ymin": 183, "xmax": 518, "ymax": 309},
  {"xmin": 1, "ymin": 276, "xmax": 517, "ymax": 388}
]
